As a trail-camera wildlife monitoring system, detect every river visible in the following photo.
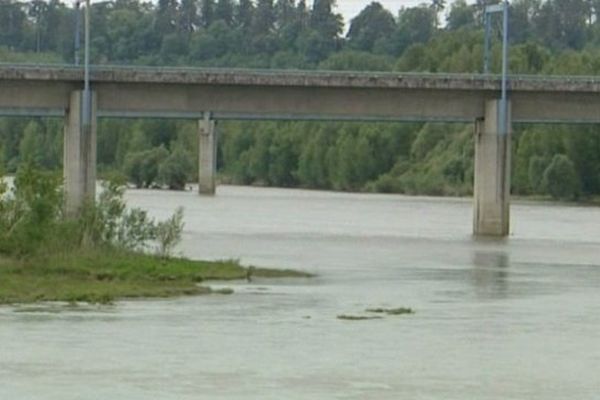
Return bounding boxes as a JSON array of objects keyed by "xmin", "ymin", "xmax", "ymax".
[{"xmin": 1, "ymin": 186, "xmax": 599, "ymax": 399}]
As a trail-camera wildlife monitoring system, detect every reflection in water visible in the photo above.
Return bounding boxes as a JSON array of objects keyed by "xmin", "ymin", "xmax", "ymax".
[{"xmin": 471, "ymin": 250, "xmax": 510, "ymax": 299}]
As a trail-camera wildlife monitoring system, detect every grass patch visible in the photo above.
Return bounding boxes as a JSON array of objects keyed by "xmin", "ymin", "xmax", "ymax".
[
  {"xmin": 366, "ymin": 307, "xmax": 415, "ymax": 315},
  {"xmin": 337, "ymin": 314, "xmax": 383, "ymax": 321},
  {"xmin": 0, "ymin": 248, "xmax": 307, "ymax": 305}
]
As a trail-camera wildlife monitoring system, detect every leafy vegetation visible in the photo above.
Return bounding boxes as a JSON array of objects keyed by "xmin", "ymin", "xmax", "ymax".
[
  {"xmin": 0, "ymin": 166, "xmax": 307, "ymax": 304},
  {"xmin": 1, "ymin": 0, "xmax": 600, "ymax": 201},
  {"xmin": 366, "ymin": 307, "xmax": 415, "ymax": 315}
]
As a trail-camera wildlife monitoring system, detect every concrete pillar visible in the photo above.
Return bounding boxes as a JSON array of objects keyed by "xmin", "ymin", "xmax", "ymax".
[
  {"xmin": 198, "ymin": 113, "xmax": 217, "ymax": 195},
  {"xmin": 473, "ymin": 99, "xmax": 512, "ymax": 237},
  {"xmin": 64, "ymin": 91, "xmax": 96, "ymax": 217}
]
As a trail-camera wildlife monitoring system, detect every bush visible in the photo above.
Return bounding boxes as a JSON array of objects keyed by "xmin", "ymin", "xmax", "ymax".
[
  {"xmin": 155, "ymin": 207, "xmax": 184, "ymax": 258},
  {"xmin": 528, "ymin": 155, "xmax": 547, "ymax": 193},
  {"xmin": 0, "ymin": 166, "xmax": 185, "ymax": 257},
  {"xmin": 123, "ymin": 146, "xmax": 169, "ymax": 188},
  {"xmin": 158, "ymin": 148, "xmax": 193, "ymax": 190},
  {"xmin": 0, "ymin": 164, "xmax": 63, "ymax": 255},
  {"xmin": 541, "ymin": 154, "xmax": 580, "ymax": 200}
]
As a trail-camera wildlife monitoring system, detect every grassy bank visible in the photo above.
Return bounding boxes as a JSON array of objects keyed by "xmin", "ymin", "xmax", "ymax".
[
  {"xmin": 0, "ymin": 168, "xmax": 310, "ymax": 305},
  {"xmin": 0, "ymin": 248, "xmax": 310, "ymax": 305}
]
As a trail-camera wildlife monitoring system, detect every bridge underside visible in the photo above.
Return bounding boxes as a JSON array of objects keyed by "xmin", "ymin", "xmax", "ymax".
[
  {"xmin": 2, "ymin": 68, "xmax": 600, "ymax": 237},
  {"xmin": 2, "ymin": 80, "xmax": 600, "ymax": 124}
]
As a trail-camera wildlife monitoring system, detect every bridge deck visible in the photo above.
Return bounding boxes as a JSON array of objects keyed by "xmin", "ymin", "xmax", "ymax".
[{"xmin": 1, "ymin": 64, "xmax": 600, "ymax": 122}]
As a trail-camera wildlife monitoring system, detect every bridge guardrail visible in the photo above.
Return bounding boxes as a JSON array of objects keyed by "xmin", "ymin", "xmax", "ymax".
[{"xmin": 2, "ymin": 61, "xmax": 600, "ymax": 84}]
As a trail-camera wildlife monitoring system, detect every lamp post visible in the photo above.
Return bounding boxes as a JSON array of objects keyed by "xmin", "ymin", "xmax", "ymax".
[
  {"xmin": 82, "ymin": 0, "xmax": 91, "ymax": 131},
  {"xmin": 483, "ymin": 1, "xmax": 509, "ymax": 136},
  {"xmin": 74, "ymin": 0, "xmax": 80, "ymax": 65}
]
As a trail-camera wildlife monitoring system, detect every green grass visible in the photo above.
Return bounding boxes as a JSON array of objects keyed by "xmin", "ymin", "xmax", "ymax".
[
  {"xmin": 366, "ymin": 307, "xmax": 415, "ymax": 315},
  {"xmin": 0, "ymin": 248, "xmax": 311, "ymax": 305}
]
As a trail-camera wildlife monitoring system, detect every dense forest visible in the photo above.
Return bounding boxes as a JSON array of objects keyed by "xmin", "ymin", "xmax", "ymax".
[{"xmin": 2, "ymin": 0, "xmax": 600, "ymax": 199}]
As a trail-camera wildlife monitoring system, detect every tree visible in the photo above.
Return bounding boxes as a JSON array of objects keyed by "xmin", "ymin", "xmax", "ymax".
[
  {"xmin": 542, "ymin": 154, "xmax": 580, "ymax": 200},
  {"xmin": 19, "ymin": 121, "xmax": 45, "ymax": 166},
  {"xmin": 347, "ymin": 2, "xmax": 396, "ymax": 52},
  {"xmin": 392, "ymin": 6, "xmax": 436, "ymax": 56},
  {"xmin": 0, "ymin": 0, "xmax": 27, "ymax": 48},
  {"xmin": 158, "ymin": 148, "xmax": 194, "ymax": 190},
  {"xmin": 215, "ymin": 0, "xmax": 234, "ymax": 25},
  {"xmin": 155, "ymin": 0, "xmax": 178, "ymax": 35},
  {"xmin": 124, "ymin": 146, "xmax": 169, "ymax": 188},
  {"xmin": 446, "ymin": 0, "xmax": 475, "ymax": 31},
  {"xmin": 430, "ymin": 0, "xmax": 446, "ymax": 28},
  {"xmin": 310, "ymin": 0, "xmax": 343, "ymax": 39},
  {"xmin": 200, "ymin": 0, "xmax": 215, "ymax": 28},
  {"xmin": 178, "ymin": 0, "xmax": 198, "ymax": 35},
  {"xmin": 320, "ymin": 50, "xmax": 393, "ymax": 71},
  {"xmin": 235, "ymin": 0, "xmax": 254, "ymax": 31},
  {"xmin": 275, "ymin": 0, "xmax": 296, "ymax": 28},
  {"xmin": 528, "ymin": 155, "xmax": 547, "ymax": 193},
  {"xmin": 252, "ymin": 0, "xmax": 276, "ymax": 36}
]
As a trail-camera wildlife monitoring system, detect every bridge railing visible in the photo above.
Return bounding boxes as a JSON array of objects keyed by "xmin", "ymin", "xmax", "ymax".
[{"xmin": 2, "ymin": 61, "xmax": 600, "ymax": 83}]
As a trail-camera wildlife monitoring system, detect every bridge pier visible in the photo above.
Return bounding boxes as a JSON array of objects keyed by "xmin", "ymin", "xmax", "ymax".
[
  {"xmin": 64, "ymin": 91, "xmax": 96, "ymax": 217},
  {"xmin": 473, "ymin": 99, "xmax": 512, "ymax": 237},
  {"xmin": 198, "ymin": 113, "xmax": 217, "ymax": 195}
]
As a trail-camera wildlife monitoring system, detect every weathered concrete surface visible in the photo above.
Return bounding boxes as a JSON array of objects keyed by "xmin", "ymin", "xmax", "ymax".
[
  {"xmin": 2, "ymin": 65, "xmax": 600, "ymax": 122},
  {"xmin": 198, "ymin": 114, "xmax": 217, "ymax": 195},
  {"xmin": 473, "ymin": 100, "xmax": 511, "ymax": 237},
  {"xmin": 64, "ymin": 91, "xmax": 96, "ymax": 217},
  {"xmin": 3, "ymin": 65, "xmax": 600, "ymax": 92}
]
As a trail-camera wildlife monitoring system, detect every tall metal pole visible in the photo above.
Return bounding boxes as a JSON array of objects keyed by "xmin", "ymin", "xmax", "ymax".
[
  {"xmin": 83, "ymin": 0, "xmax": 91, "ymax": 128},
  {"xmin": 483, "ymin": 12, "xmax": 491, "ymax": 74},
  {"xmin": 499, "ymin": 0, "xmax": 509, "ymax": 136},
  {"xmin": 74, "ymin": 0, "xmax": 81, "ymax": 65}
]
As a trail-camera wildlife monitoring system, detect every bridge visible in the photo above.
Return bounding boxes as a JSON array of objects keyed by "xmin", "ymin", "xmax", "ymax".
[{"xmin": 2, "ymin": 64, "xmax": 600, "ymax": 237}]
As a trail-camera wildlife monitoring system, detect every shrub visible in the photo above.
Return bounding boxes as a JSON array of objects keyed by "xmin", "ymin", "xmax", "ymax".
[
  {"xmin": 0, "ymin": 164, "xmax": 63, "ymax": 255},
  {"xmin": 541, "ymin": 154, "xmax": 580, "ymax": 200},
  {"xmin": 528, "ymin": 155, "xmax": 547, "ymax": 193},
  {"xmin": 0, "ymin": 166, "xmax": 185, "ymax": 257},
  {"xmin": 158, "ymin": 148, "xmax": 193, "ymax": 190},
  {"xmin": 155, "ymin": 207, "xmax": 184, "ymax": 258},
  {"xmin": 123, "ymin": 146, "xmax": 169, "ymax": 188}
]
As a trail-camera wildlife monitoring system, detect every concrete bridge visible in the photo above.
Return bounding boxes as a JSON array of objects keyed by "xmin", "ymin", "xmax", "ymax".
[{"xmin": 3, "ymin": 64, "xmax": 600, "ymax": 237}]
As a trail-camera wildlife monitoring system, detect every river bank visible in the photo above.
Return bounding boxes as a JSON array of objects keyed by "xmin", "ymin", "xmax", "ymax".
[{"xmin": 0, "ymin": 248, "xmax": 311, "ymax": 305}]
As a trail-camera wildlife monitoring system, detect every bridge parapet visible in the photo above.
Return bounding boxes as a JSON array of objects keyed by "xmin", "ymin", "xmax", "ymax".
[{"xmin": 3, "ymin": 63, "xmax": 600, "ymax": 93}]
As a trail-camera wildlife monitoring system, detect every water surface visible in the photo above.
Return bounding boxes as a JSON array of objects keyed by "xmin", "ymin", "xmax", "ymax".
[{"xmin": 2, "ymin": 186, "xmax": 599, "ymax": 399}]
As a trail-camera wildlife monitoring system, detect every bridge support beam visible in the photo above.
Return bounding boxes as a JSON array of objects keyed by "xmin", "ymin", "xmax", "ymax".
[
  {"xmin": 64, "ymin": 91, "xmax": 96, "ymax": 217},
  {"xmin": 473, "ymin": 99, "xmax": 512, "ymax": 237},
  {"xmin": 198, "ymin": 113, "xmax": 217, "ymax": 195}
]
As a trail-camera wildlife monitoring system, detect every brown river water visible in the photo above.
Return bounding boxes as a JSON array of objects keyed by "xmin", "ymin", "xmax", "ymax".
[{"xmin": 1, "ymin": 185, "xmax": 599, "ymax": 399}]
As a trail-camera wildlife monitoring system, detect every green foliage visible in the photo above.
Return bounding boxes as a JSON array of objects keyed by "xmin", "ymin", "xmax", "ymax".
[
  {"xmin": 3, "ymin": 0, "xmax": 600, "ymax": 202},
  {"xmin": 0, "ymin": 248, "xmax": 306, "ymax": 304},
  {"xmin": 320, "ymin": 50, "xmax": 393, "ymax": 71},
  {"xmin": 155, "ymin": 206, "xmax": 184, "ymax": 258},
  {"xmin": 528, "ymin": 156, "xmax": 548, "ymax": 193},
  {"xmin": 0, "ymin": 166, "xmax": 185, "ymax": 258},
  {"xmin": 123, "ymin": 145, "xmax": 169, "ymax": 188},
  {"xmin": 0, "ymin": 164, "xmax": 63, "ymax": 255},
  {"xmin": 541, "ymin": 154, "xmax": 580, "ymax": 200},
  {"xmin": 79, "ymin": 180, "xmax": 157, "ymax": 251},
  {"xmin": 158, "ymin": 148, "xmax": 194, "ymax": 190}
]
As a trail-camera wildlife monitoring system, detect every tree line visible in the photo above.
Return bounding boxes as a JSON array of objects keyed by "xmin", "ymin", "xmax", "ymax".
[{"xmin": 2, "ymin": 0, "xmax": 600, "ymax": 200}]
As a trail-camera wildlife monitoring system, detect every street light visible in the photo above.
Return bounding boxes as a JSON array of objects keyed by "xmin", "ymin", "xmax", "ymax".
[
  {"xmin": 82, "ymin": 0, "xmax": 91, "ymax": 131},
  {"xmin": 74, "ymin": 0, "xmax": 80, "ymax": 65},
  {"xmin": 483, "ymin": 0, "xmax": 509, "ymax": 136}
]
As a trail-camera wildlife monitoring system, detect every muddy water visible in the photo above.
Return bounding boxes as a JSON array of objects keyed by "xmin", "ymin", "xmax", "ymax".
[{"xmin": 1, "ymin": 186, "xmax": 599, "ymax": 399}]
